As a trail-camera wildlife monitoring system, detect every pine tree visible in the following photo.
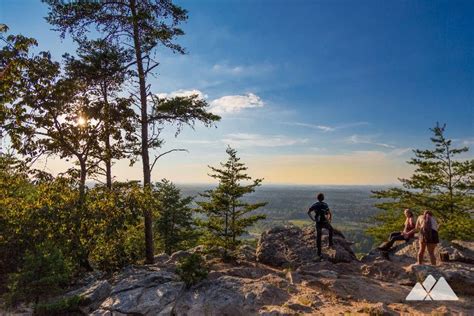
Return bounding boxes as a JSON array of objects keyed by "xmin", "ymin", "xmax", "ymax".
[
  {"xmin": 44, "ymin": 0, "xmax": 221, "ymax": 263},
  {"xmin": 153, "ymin": 179, "xmax": 197, "ymax": 255},
  {"xmin": 367, "ymin": 123, "xmax": 474, "ymax": 242},
  {"xmin": 197, "ymin": 147, "xmax": 266, "ymax": 258}
]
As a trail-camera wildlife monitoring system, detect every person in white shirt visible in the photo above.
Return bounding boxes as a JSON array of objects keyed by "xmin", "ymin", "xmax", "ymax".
[{"xmin": 404, "ymin": 210, "xmax": 439, "ymax": 265}]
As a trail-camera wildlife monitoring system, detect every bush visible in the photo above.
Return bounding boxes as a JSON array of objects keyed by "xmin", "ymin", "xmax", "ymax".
[
  {"xmin": 34, "ymin": 295, "xmax": 82, "ymax": 316},
  {"xmin": 5, "ymin": 243, "xmax": 72, "ymax": 306},
  {"xmin": 176, "ymin": 253, "xmax": 208, "ymax": 288}
]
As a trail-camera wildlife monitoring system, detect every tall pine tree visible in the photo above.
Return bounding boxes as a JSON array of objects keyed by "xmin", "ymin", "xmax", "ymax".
[
  {"xmin": 197, "ymin": 147, "xmax": 266, "ymax": 258},
  {"xmin": 367, "ymin": 123, "xmax": 474, "ymax": 242}
]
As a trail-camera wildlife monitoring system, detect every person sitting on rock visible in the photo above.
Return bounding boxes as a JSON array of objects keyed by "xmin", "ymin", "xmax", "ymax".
[
  {"xmin": 307, "ymin": 193, "xmax": 333, "ymax": 258},
  {"xmin": 404, "ymin": 210, "xmax": 439, "ymax": 265},
  {"xmin": 377, "ymin": 209, "xmax": 415, "ymax": 251}
]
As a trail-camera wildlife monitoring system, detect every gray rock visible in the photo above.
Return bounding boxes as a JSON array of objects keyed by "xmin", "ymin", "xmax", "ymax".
[
  {"xmin": 173, "ymin": 275, "xmax": 290, "ymax": 316},
  {"xmin": 256, "ymin": 225, "xmax": 356, "ymax": 268},
  {"xmin": 65, "ymin": 280, "xmax": 111, "ymax": 314},
  {"xmin": 166, "ymin": 250, "xmax": 191, "ymax": 264},
  {"xmin": 100, "ymin": 280, "xmax": 184, "ymax": 315}
]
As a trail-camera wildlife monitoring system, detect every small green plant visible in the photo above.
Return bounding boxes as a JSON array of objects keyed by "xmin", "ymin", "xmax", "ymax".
[
  {"xmin": 176, "ymin": 253, "xmax": 208, "ymax": 288},
  {"xmin": 34, "ymin": 295, "xmax": 82, "ymax": 316},
  {"xmin": 5, "ymin": 243, "xmax": 72, "ymax": 306}
]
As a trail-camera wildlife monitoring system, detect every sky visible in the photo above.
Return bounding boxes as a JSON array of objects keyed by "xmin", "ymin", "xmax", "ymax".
[{"xmin": 1, "ymin": 0, "xmax": 473, "ymax": 185}]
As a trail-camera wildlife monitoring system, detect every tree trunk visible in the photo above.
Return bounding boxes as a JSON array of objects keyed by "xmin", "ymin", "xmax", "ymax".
[
  {"xmin": 130, "ymin": 0, "xmax": 154, "ymax": 264},
  {"xmin": 76, "ymin": 156, "xmax": 93, "ymax": 271},
  {"xmin": 103, "ymin": 87, "xmax": 113, "ymax": 189},
  {"xmin": 79, "ymin": 157, "xmax": 87, "ymax": 203}
]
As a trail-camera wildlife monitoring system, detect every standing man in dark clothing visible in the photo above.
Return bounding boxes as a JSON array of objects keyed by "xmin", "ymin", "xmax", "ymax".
[{"xmin": 307, "ymin": 193, "xmax": 334, "ymax": 257}]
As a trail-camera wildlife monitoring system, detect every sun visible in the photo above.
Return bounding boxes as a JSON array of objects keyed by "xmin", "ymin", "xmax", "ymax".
[{"xmin": 77, "ymin": 116, "xmax": 87, "ymax": 126}]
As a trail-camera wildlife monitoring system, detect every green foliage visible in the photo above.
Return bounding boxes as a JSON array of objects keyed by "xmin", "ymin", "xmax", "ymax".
[
  {"xmin": 153, "ymin": 179, "xmax": 198, "ymax": 255},
  {"xmin": 85, "ymin": 183, "xmax": 145, "ymax": 271},
  {"xmin": 367, "ymin": 123, "xmax": 474, "ymax": 243},
  {"xmin": 0, "ymin": 154, "xmax": 145, "ymax": 283},
  {"xmin": 34, "ymin": 295, "xmax": 82, "ymax": 316},
  {"xmin": 176, "ymin": 254, "xmax": 208, "ymax": 288},
  {"xmin": 5, "ymin": 243, "xmax": 72, "ymax": 306},
  {"xmin": 197, "ymin": 147, "xmax": 267, "ymax": 257}
]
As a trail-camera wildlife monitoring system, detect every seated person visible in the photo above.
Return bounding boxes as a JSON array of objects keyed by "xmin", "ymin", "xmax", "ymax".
[{"xmin": 378, "ymin": 209, "xmax": 415, "ymax": 251}]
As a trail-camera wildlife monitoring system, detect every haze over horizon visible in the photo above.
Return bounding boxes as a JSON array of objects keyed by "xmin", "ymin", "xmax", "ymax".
[{"xmin": 1, "ymin": 0, "xmax": 473, "ymax": 185}]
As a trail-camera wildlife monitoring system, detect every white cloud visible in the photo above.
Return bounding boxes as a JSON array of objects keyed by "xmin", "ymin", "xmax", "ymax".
[
  {"xmin": 155, "ymin": 90, "xmax": 264, "ymax": 115},
  {"xmin": 212, "ymin": 64, "xmax": 244, "ymax": 75},
  {"xmin": 287, "ymin": 122, "xmax": 335, "ymax": 132},
  {"xmin": 390, "ymin": 147, "xmax": 413, "ymax": 156},
  {"xmin": 211, "ymin": 63, "xmax": 274, "ymax": 76},
  {"xmin": 222, "ymin": 133, "xmax": 307, "ymax": 148},
  {"xmin": 210, "ymin": 93, "xmax": 264, "ymax": 114},
  {"xmin": 156, "ymin": 89, "xmax": 207, "ymax": 100},
  {"xmin": 346, "ymin": 134, "xmax": 395, "ymax": 148},
  {"xmin": 286, "ymin": 121, "xmax": 369, "ymax": 132}
]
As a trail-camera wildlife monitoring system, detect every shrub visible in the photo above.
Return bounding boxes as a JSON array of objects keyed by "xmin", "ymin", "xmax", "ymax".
[
  {"xmin": 34, "ymin": 295, "xmax": 82, "ymax": 316},
  {"xmin": 176, "ymin": 253, "xmax": 208, "ymax": 288},
  {"xmin": 5, "ymin": 243, "xmax": 72, "ymax": 306}
]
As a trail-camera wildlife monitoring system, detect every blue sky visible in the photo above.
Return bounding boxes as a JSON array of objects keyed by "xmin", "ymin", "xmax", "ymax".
[{"xmin": 1, "ymin": 0, "xmax": 473, "ymax": 184}]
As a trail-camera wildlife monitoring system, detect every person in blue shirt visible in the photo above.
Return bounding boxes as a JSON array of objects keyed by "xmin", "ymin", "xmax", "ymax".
[{"xmin": 307, "ymin": 193, "xmax": 333, "ymax": 257}]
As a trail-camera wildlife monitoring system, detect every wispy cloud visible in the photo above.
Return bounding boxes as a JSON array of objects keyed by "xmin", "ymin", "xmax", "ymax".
[
  {"xmin": 210, "ymin": 93, "xmax": 264, "ymax": 114},
  {"xmin": 222, "ymin": 133, "xmax": 307, "ymax": 148},
  {"xmin": 345, "ymin": 134, "xmax": 395, "ymax": 148},
  {"xmin": 285, "ymin": 121, "xmax": 369, "ymax": 132},
  {"xmin": 287, "ymin": 122, "xmax": 335, "ymax": 132},
  {"xmin": 211, "ymin": 62, "xmax": 274, "ymax": 76},
  {"xmin": 453, "ymin": 137, "xmax": 474, "ymax": 146}
]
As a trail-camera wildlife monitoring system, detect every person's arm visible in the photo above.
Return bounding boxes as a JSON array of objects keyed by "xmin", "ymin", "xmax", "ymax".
[
  {"xmin": 307, "ymin": 208, "xmax": 315, "ymax": 221},
  {"xmin": 404, "ymin": 217, "xmax": 419, "ymax": 237},
  {"xmin": 327, "ymin": 209, "xmax": 332, "ymax": 222}
]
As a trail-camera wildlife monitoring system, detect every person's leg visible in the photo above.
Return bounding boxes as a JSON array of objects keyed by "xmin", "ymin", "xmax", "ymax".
[
  {"xmin": 418, "ymin": 240, "xmax": 426, "ymax": 265},
  {"xmin": 427, "ymin": 243, "xmax": 437, "ymax": 265},
  {"xmin": 326, "ymin": 222, "xmax": 334, "ymax": 247},
  {"xmin": 380, "ymin": 232, "xmax": 404, "ymax": 250},
  {"xmin": 389, "ymin": 232, "xmax": 402, "ymax": 240},
  {"xmin": 316, "ymin": 224, "xmax": 322, "ymax": 256}
]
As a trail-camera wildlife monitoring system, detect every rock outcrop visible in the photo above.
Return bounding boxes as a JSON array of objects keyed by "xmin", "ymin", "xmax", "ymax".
[
  {"xmin": 256, "ymin": 226, "xmax": 356, "ymax": 267},
  {"xmin": 4, "ymin": 226, "xmax": 473, "ymax": 315}
]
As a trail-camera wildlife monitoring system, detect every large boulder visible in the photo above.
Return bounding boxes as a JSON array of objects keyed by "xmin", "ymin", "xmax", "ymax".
[
  {"xmin": 256, "ymin": 225, "xmax": 356, "ymax": 268},
  {"xmin": 93, "ymin": 268, "xmax": 184, "ymax": 315},
  {"xmin": 65, "ymin": 280, "xmax": 112, "ymax": 314},
  {"xmin": 173, "ymin": 274, "xmax": 291, "ymax": 315}
]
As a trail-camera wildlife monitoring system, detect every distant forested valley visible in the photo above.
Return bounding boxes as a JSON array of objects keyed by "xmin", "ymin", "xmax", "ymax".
[{"xmin": 179, "ymin": 184, "xmax": 388, "ymax": 255}]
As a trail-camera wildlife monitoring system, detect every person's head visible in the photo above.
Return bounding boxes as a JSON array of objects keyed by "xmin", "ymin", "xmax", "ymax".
[
  {"xmin": 404, "ymin": 209, "xmax": 413, "ymax": 218},
  {"xmin": 317, "ymin": 193, "xmax": 324, "ymax": 202},
  {"xmin": 423, "ymin": 210, "xmax": 433, "ymax": 218}
]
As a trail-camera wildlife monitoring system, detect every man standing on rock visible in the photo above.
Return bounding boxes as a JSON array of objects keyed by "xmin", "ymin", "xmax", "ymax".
[{"xmin": 308, "ymin": 193, "xmax": 334, "ymax": 258}]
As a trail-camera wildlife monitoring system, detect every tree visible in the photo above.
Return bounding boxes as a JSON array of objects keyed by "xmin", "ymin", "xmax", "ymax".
[
  {"xmin": 197, "ymin": 147, "xmax": 266, "ymax": 258},
  {"xmin": 64, "ymin": 39, "xmax": 137, "ymax": 189},
  {"xmin": 153, "ymin": 179, "xmax": 197, "ymax": 255},
  {"xmin": 0, "ymin": 28, "xmax": 103, "ymax": 201},
  {"xmin": 44, "ymin": 0, "xmax": 221, "ymax": 263},
  {"xmin": 6, "ymin": 242, "xmax": 72, "ymax": 306},
  {"xmin": 367, "ymin": 123, "xmax": 474, "ymax": 242}
]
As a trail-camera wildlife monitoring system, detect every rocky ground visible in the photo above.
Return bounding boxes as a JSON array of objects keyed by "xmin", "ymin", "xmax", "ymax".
[{"xmin": 5, "ymin": 226, "xmax": 474, "ymax": 315}]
